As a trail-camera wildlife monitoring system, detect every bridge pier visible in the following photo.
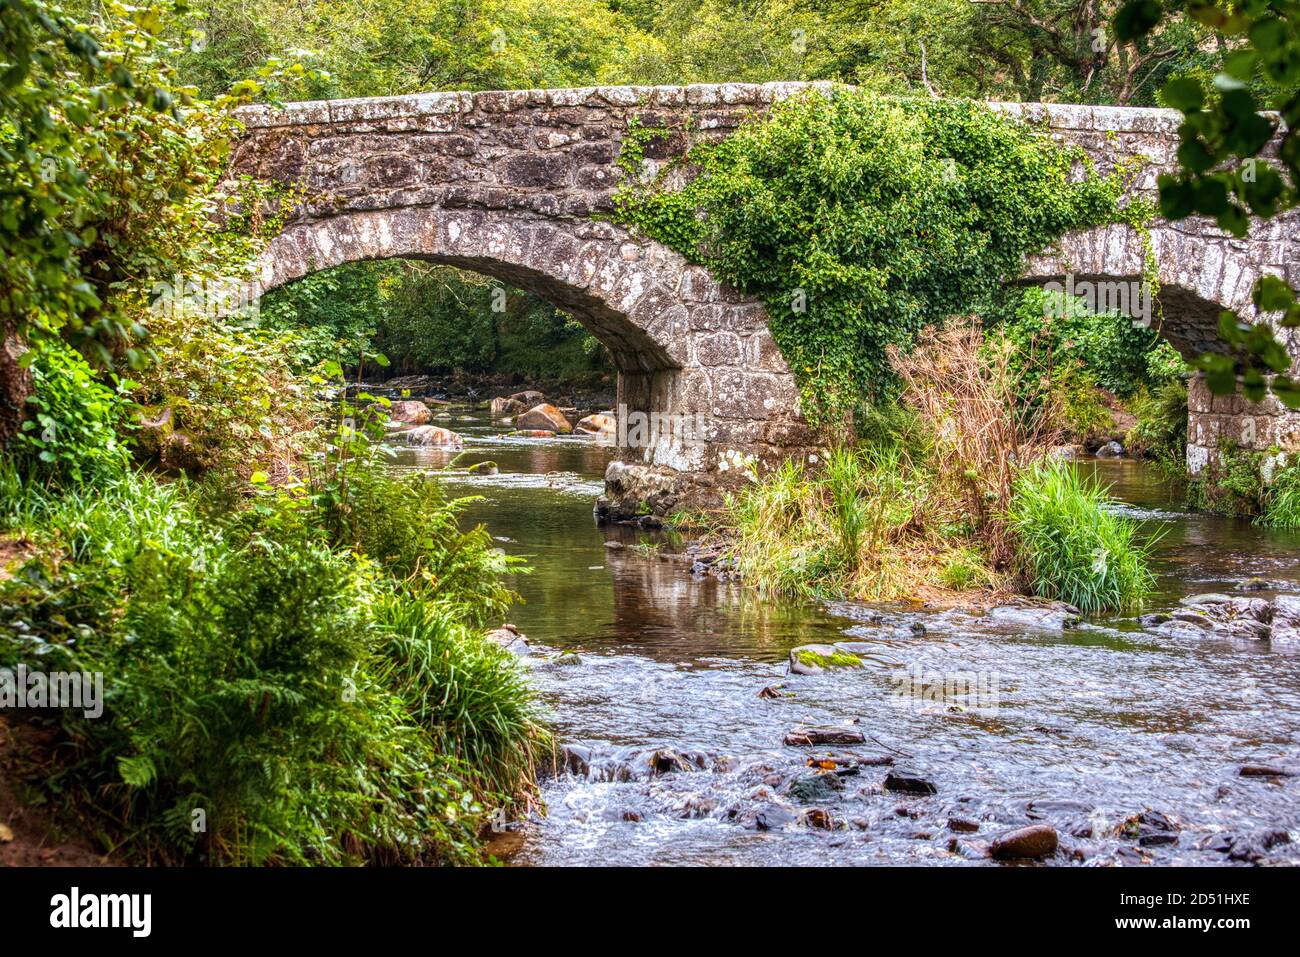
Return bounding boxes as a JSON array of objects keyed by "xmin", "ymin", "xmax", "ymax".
[{"xmin": 1187, "ymin": 374, "xmax": 1300, "ymax": 477}]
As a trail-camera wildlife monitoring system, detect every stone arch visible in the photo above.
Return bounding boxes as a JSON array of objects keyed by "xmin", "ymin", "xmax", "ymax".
[
  {"xmin": 1021, "ymin": 223, "xmax": 1266, "ymax": 361},
  {"xmin": 247, "ymin": 206, "xmax": 806, "ymax": 478},
  {"xmin": 1022, "ymin": 222, "xmax": 1300, "ymax": 469}
]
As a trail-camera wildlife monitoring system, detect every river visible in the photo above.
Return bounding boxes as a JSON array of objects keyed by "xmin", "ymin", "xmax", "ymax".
[{"xmin": 390, "ymin": 405, "xmax": 1300, "ymax": 866}]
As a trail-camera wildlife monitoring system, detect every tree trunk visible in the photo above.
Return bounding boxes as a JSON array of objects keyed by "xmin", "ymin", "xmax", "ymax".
[{"xmin": 0, "ymin": 330, "xmax": 32, "ymax": 448}]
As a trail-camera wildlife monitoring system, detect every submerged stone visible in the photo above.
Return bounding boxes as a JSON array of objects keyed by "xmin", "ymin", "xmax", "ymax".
[
  {"xmin": 783, "ymin": 726, "xmax": 866, "ymax": 746},
  {"xmin": 883, "ymin": 769, "xmax": 937, "ymax": 795}
]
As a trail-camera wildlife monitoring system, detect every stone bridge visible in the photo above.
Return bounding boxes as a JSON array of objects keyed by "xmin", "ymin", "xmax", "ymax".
[{"xmin": 227, "ymin": 82, "xmax": 1300, "ymax": 511}]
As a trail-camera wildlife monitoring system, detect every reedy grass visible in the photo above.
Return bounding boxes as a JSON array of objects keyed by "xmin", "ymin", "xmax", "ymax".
[
  {"xmin": 1007, "ymin": 459, "xmax": 1155, "ymax": 614},
  {"xmin": 724, "ymin": 444, "xmax": 978, "ymax": 602}
]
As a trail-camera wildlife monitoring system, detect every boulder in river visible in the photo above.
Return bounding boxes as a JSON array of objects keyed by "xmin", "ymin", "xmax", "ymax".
[
  {"xmin": 508, "ymin": 429, "xmax": 557, "ymax": 438},
  {"xmin": 1270, "ymin": 595, "xmax": 1300, "ymax": 645},
  {"xmin": 388, "ymin": 399, "xmax": 432, "ymax": 426},
  {"xmin": 1152, "ymin": 594, "xmax": 1274, "ymax": 641},
  {"xmin": 484, "ymin": 624, "xmax": 529, "ymax": 657},
  {"xmin": 989, "ymin": 824, "xmax": 1058, "ymax": 860},
  {"xmin": 1200, "ymin": 828, "xmax": 1291, "ymax": 863},
  {"xmin": 788, "ymin": 643, "xmax": 865, "ymax": 675},
  {"xmin": 515, "ymin": 403, "xmax": 573, "ymax": 434},
  {"xmin": 1048, "ymin": 443, "xmax": 1087, "ymax": 461},
  {"xmin": 984, "ymin": 603, "xmax": 1081, "ymax": 631},
  {"xmin": 575, "ymin": 413, "xmax": 617, "ymax": 436},
  {"xmin": 404, "ymin": 425, "xmax": 464, "ymax": 448},
  {"xmin": 509, "ymin": 389, "xmax": 546, "ymax": 407},
  {"xmin": 883, "ymin": 769, "xmax": 937, "ymax": 795},
  {"xmin": 467, "ymin": 460, "xmax": 499, "ymax": 475},
  {"xmin": 1095, "ymin": 440, "xmax": 1124, "ymax": 457},
  {"xmin": 490, "ymin": 395, "xmax": 527, "ymax": 417}
]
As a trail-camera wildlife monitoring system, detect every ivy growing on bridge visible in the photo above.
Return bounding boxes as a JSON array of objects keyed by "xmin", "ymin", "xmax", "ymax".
[{"xmin": 614, "ymin": 89, "xmax": 1135, "ymax": 424}]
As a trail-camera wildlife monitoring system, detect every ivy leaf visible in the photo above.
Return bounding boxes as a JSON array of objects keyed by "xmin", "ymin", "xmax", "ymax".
[
  {"xmin": 1114, "ymin": 0, "xmax": 1164, "ymax": 41},
  {"xmin": 1272, "ymin": 375, "xmax": 1300, "ymax": 409},
  {"xmin": 1163, "ymin": 77, "xmax": 1205, "ymax": 112},
  {"xmin": 1252, "ymin": 275, "xmax": 1295, "ymax": 312}
]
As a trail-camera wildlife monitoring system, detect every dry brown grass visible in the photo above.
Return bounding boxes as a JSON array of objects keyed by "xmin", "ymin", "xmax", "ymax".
[{"xmin": 888, "ymin": 317, "xmax": 1060, "ymax": 568}]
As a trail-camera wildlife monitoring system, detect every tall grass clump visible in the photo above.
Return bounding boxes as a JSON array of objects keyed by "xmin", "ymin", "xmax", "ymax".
[
  {"xmin": 724, "ymin": 442, "xmax": 960, "ymax": 601},
  {"xmin": 1008, "ymin": 459, "xmax": 1155, "ymax": 613},
  {"xmin": 1261, "ymin": 461, "xmax": 1300, "ymax": 529}
]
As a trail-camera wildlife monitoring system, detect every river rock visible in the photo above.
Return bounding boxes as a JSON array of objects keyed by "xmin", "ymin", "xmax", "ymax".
[
  {"xmin": 1115, "ymin": 809, "xmax": 1179, "ymax": 846},
  {"xmin": 467, "ymin": 460, "xmax": 499, "ymax": 475},
  {"xmin": 949, "ymin": 838, "xmax": 991, "ymax": 860},
  {"xmin": 1238, "ymin": 762, "xmax": 1296, "ymax": 777},
  {"xmin": 649, "ymin": 749, "xmax": 699, "ymax": 776},
  {"xmin": 783, "ymin": 726, "xmax": 866, "ymax": 746},
  {"xmin": 1165, "ymin": 594, "xmax": 1273, "ymax": 641},
  {"xmin": 989, "ymin": 824, "xmax": 1059, "ymax": 860},
  {"xmin": 883, "ymin": 769, "xmax": 937, "ymax": 795},
  {"xmin": 786, "ymin": 773, "xmax": 845, "ymax": 803},
  {"xmin": 562, "ymin": 744, "xmax": 595, "ymax": 776},
  {"xmin": 575, "ymin": 413, "xmax": 617, "ymax": 436},
  {"xmin": 509, "ymin": 429, "xmax": 557, "ymax": 438},
  {"xmin": 404, "ymin": 425, "xmax": 464, "ymax": 448},
  {"xmin": 740, "ymin": 804, "xmax": 799, "ymax": 831},
  {"xmin": 947, "ymin": 817, "xmax": 981, "ymax": 833},
  {"xmin": 490, "ymin": 396, "xmax": 527, "ymax": 417},
  {"xmin": 516, "ymin": 403, "xmax": 572, "ymax": 434},
  {"xmin": 509, "ymin": 389, "xmax": 546, "ymax": 407},
  {"xmin": 484, "ymin": 624, "xmax": 529, "ymax": 656},
  {"xmin": 388, "ymin": 399, "xmax": 432, "ymax": 426},
  {"xmin": 1200, "ymin": 828, "xmax": 1291, "ymax": 863},
  {"xmin": 1049, "ymin": 443, "xmax": 1087, "ymax": 461},
  {"xmin": 1270, "ymin": 595, "xmax": 1300, "ymax": 645},
  {"xmin": 985, "ymin": 603, "xmax": 1081, "ymax": 631},
  {"xmin": 1095, "ymin": 440, "xmax": 1124, "ymax": 457},
  {"xmin": 801, "ymin": 808, "xmax": 837, "ymax": 830},
  {"xmin": 788, "ymin": 643, "xmax": 864, "ymax": 675}
]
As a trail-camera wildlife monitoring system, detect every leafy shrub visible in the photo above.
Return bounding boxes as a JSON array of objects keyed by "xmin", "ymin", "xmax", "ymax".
[
  {"xmin": 0, "ymin": 467, "xmax": 543, "ymax": 865},
  {"xmin": 1186, "ymin": 442, "xmax": 1265, "ymax": 518},
  {"xmin": 1008, "ymin": 459, "xmax": 1155, "ymax": 613},
  {"xmin": 615, "ymin": 88, "xmax": 1125, "ymax": 422},
  {"xmin": 12, "ymin": 335, "xmax": 129, "ymax": 485},
  {"xmin": 1126, "ymin": 379, "xmax": 1189, "ymax": 468},
  {"xmin": 130, "ymin": 311, "xmax": 318, "ymax": 479},
  {"xmin": 1049, "ymin": 363, "xmax": 1115, "ymax": 445},
  {"xmin": 310, "ymin": 463, "xmax": 523, "ymax": 627},
  {"xmin": 1002, "ymin": 287, "xmax": 1181, "ymax": 399}
]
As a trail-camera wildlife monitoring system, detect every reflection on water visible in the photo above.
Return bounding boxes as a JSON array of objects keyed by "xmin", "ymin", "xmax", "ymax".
[{"xmin": 392, "ymin": 410, "xmax": 1300, "ymax": 866}]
